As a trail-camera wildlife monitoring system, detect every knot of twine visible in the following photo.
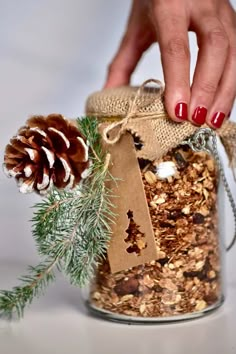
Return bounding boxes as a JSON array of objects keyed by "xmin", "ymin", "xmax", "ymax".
[{"xmin": 102, "ymin": 79, "xmax": 167, "ymax": 144}]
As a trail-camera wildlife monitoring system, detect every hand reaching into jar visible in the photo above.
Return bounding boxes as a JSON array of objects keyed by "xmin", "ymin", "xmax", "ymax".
[{"xmin": 105, "ymin": 0, "xmax": 236, "ymax": 129}]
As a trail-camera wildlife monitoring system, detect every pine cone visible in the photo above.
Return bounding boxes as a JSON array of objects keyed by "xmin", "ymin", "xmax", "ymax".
[{"xmin": 3, "ymin": 114, "xmax": 90, "ymax": 194}]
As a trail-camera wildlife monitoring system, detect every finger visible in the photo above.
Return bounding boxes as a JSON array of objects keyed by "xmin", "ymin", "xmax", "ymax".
[
  {"xmin": 206, "ymin": 49, "xmax": 236, "ymax": 129},
  {"xmin": 104, "ymin": 1, "xmax": 154, "ymax": 88},
  {"xmin": 189, "ymin": 16, "xmax": 229, "ymax": 126},
  {"xmin": 206, "ymin": 5, "xmax": 236, "ymax": 128},
  {"xmin": 152, "ymin": 1, "xmax": 190, "ymax": 122}
]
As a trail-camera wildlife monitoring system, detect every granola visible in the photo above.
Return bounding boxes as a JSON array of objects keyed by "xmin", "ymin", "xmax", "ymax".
[{"xmin": 89, "ymin": 145, "xmax": 222, "ymax": 318}]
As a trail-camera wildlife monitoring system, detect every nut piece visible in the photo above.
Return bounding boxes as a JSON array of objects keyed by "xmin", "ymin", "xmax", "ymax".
[
  {"xmin": 206, "ymin": 159, "xmax": 215, "ymax": 172},
  {"xmin": 121, "ymin": 294, "xmax": 134, "ymax": 302},
  {"xmin": 92, "ymin": 292, "xmax": 101, "ymax": 300},
  {"xmin": 199, "ymin": 206, "xmax": 210, "ymax": 216},
  {"xmin": 144, "ymin": 171, "xmax": 157, "ymax": 185},
  {"xmin": 156, "ymin": 250, "xmax": 167, "ymax": 260},
  {"xmin": 182, "ymin": 205, "xmax": 191, "ymax": 215},
  {"xmin": 153, "ymin": 194, "xmax": 167, "ymax": 205},
  {"xmin": 195, "ymin": 300, "xmax": 207, "ymax": 311},
  {"xmin": 161, "ymin": 292, "xmax": 182, "ymax": 305},
  {"xmin": 139, "ymin": 303, "xmax": 146, "ymax": 314}
]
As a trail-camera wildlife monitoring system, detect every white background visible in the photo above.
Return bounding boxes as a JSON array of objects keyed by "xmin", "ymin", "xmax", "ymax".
[{"xmin": 0, "ymin": 1, "xmax": 235, "ymax": 353}]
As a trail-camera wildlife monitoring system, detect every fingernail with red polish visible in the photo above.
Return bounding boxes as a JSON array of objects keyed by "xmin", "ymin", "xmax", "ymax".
[
  {"xmin": 211, "ymin": 112, "xmax": 225, "ymax": 129},
  {"xmin": 192, "ymin": 106, "xmax": 207, "ymax": 125},
  {"xmin": 175, "ymin": 102, "xmax": 188, "ymax": 120}
]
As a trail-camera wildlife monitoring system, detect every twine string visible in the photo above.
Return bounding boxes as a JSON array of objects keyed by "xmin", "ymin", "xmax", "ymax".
[{"xmin": 102, "ymin": 79, "xmax": 166, "ymax": 144}]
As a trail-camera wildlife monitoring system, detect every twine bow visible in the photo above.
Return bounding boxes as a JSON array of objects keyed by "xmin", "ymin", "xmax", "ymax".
[{"xmin": 102, "ymin": 79, "xmax": 167, "ymax": 144}]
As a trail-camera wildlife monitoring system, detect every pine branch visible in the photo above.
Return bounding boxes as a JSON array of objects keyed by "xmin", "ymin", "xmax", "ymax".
[{"xmin": 0, "ymin": 258, "xmax": 57, "ymax": 319}]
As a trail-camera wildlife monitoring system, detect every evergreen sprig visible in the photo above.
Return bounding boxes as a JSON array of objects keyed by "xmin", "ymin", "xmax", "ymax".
[
  {"xmin": 0, "ymin": 259, "xmax": 56, "ymax": 319},
  {"xmin": 0, "ymin": 117, "xmax": 115, "ymax": 318}
]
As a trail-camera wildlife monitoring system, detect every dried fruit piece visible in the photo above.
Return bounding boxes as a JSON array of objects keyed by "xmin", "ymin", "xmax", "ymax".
[
  {"xmin": 174, "ymin": 151, "xmax": 188, "ymax": 170},
  {"xmin": 192, "ymin": 213, "xmax": 205, "ymax": 224},
  {"xmin": 114, "ymin": 277, "xmax": 139, "ymax": 296}
]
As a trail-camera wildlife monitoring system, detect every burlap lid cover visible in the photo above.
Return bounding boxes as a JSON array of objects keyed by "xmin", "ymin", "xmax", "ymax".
[{"xmin": 86, "ymin": 80, "xmax": 236, "ymax": 165}]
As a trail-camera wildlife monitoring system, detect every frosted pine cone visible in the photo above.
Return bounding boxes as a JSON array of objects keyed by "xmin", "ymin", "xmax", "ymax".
[{"xmin": 3, "ymin": 114, "xmax": 90, "ymax": 194}]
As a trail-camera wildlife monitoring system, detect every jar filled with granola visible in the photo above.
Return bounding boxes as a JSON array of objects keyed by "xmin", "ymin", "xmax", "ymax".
[{"xmin": 84, "ymin": 80, "xmax": 236, "ymax": 323}]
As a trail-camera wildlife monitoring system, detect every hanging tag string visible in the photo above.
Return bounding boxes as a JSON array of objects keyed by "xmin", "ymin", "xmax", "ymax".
[
  {"xmin": 182, "ymin": 128, "xmax": 236, "ymax": 251},
  {"xmin": 102, "ymin": 79, "xmax": 166, "ymax": 144}
]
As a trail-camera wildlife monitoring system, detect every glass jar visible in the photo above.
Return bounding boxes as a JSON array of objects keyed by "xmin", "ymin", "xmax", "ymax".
[
  {"xmin": 84, "ymin": 135, "xmax": 225, "ymax": 323},
  {"xmin": 84, "ymin": 82, "xmax": 236, "ymax": 323}
]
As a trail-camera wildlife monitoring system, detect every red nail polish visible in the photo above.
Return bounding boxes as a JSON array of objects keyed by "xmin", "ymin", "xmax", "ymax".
[
  {"xmin": 211, "ymin": 112, "xmax": 225, "ymax": 129},
  {"xmin": 175, "ymin": 102, "xmax": 188, "ymax": 120},
  {"xmin": 192, "ymin": 106, "xmax": 207, "ymax": 125}
]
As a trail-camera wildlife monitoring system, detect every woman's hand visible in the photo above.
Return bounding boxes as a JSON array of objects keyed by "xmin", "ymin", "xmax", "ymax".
[{"xmin": 105, "ymin": 0, "xmax": 236, "ymax": 129}]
